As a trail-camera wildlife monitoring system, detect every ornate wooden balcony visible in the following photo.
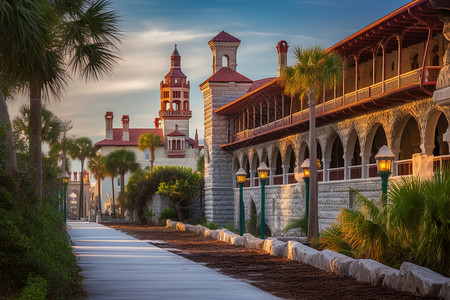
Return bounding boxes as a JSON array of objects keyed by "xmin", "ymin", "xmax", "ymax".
[
  {"xmin": 159, "ymin": 110, "xmax": 192, "ymax": 118},
  {"xmin": 228, "ymin": 66, "xmax": 441, "ymax": 148}
]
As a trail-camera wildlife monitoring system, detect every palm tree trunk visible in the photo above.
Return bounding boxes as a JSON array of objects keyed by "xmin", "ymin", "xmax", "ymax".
[
  {"xmin": 97, "ymin": 176, "xmax": 102, "ymax": 214},
  {"xmin": 0, "ymin": 89, "xmax": 17, "ymax": 176},
  {"xmin": 111, "ymin": 175, "xmax": 115, "ymax": 217},
  {"xmin": 79, "ymin": 159, "xmax": 84, "ymax": 219},
  {"xmin": 30, "ymin": 83, "xmax": 43, "ymax": 204},
  {"xmin": 150, "ymin": 150, "xmax": 154, "ymax": 173},
  {"xmin": 307, "ymin": 89, "xmax": 319, "ymax": 240},
  {"xmin": 120, "ymin": 173, "xmax": 125, "ymax": 216}
]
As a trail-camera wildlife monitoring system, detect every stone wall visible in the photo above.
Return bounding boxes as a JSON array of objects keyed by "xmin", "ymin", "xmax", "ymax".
[{"xmin": 234, "ymin": 178, "xmax": 383, "ymax": 236}]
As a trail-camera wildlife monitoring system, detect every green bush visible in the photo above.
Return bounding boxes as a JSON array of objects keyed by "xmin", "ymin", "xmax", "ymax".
[
  {"xmin": 319, "ymin": 173, "xmax": 450, "ymax": 276},
  {"xmin": 159, "ymin": 207, "xmax": 176, "ymax": 224},
  {"xmin": 0, "ymin": 126, "xmax": 81, "ymax": 298},
  {"xmin": 17, "ymin": 276, "xmax": 47, "ymax": 300}
]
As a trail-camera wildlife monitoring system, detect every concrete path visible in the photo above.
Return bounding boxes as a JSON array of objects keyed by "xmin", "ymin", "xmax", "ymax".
[{"xmin": 68, "ymin": 221, "xmax": 279, "ymax": 300}]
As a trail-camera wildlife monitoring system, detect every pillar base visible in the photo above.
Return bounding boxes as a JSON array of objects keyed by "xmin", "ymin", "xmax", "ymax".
[{"xmin": 434, "ymin": 85, "xmax": 450, "ymax": 106}]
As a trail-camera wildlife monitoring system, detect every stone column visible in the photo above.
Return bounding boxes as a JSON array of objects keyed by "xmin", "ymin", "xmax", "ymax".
[
  {"xmin": 322, "ymin": 159, "xmax": 331, "ymax": 182},
  {"xmin": 269, "ymin": 168, "xmax": 276, "ymax": 185},
  {"xmin": 391, "ymin": 147, "xmax": 400, "ymax": 176},
  {"xmin": 282, "ymin": 165, "xmax": 287, "ymax": 185},
  {"xmin": 361, "ymin": 154, "xmax": 370, "ymax": 179},
  {"xmin": 344, "ymin": 155, "xmax": 352, "ymax": 180}
]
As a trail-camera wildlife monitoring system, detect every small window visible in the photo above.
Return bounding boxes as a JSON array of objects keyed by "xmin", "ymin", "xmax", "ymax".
[
  {"xmin": 172, "ymin": 91, "xmax": 180, "ymax": 98},
  {"xmin": 163, "ymin": 91, "xmax": 169, "ymax": 98},
  {"xmin": 145, "ymin": 149, "xmax": 150, "ymax": 160},
  {"xmin": 117, "ymin": 178, "xmax": 120, "ymax": 186}
]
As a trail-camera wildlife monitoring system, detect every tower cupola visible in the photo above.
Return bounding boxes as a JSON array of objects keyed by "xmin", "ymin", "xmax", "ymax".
[{"xmin": 208, "ymin": 31, "xmax": 241, "ymax": 74}]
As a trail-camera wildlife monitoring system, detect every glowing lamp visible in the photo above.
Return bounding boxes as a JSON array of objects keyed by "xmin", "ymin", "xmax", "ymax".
[
  {"xmin": 375, "ymin": 145, "xmax": 395, "ymax": 173},
  {"xmin": 62, "ymin": 172, "xmax": 69, "ymax": 184},
  {"xmin": 257, "ymin": 162, "xmax": 269, "ymax": 180},
  {"xmin": 301, "ymin": 158, "xmax": 310, "ymax": 178},
  {"xmin": 236, "ymin": 168, "xmax": 247, "ymax": 183}
]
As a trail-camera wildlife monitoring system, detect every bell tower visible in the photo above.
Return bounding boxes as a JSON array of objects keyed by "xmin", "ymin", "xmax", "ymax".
[
  {"xmin": 159, "ymin": 45, "xmax": 191, "ymax": 141},
  {"xmin": 208, "ymin": 31, "xmax": 241, "ymax": 74}
]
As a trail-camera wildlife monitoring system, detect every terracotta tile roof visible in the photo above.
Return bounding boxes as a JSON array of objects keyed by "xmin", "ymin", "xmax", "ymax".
[
  {"xmin": 200, "ymin": 67, "xmax": 252, "ymax": 88},
  {"xmin": 167, "ymin": 130, "xmax": 185, "ymax": 137},
  {"xmin": 247, "ymin": 77, "xmax": 276, "ymax": 93},
  {"xmin": 165, "ymin": 68, "xmax": 186, "ymax": 78},
  {"xmin": 94, "ymin": 128, "xmax": 164, "ymax": 148},
  {"xmin": 209, "ymin": 31, "xmax": 240, "ymax": 43}
]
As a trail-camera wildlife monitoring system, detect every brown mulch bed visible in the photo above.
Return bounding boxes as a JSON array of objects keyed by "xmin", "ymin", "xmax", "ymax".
[{"xmin": 104, "ymin": 223, "xmax": 429, "ymax": 300}]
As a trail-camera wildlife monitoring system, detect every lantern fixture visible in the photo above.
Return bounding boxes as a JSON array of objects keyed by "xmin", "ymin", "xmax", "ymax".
[
  {"xmin": 257, "ymin": 162, "xmax": 269, "ymax": 180},
  {"xmin": 301, "ymin": 158, "xmax": 310, "ymax": 178},
  {"xmin": 375, "ymin": 145, "xmax": 395, "ymax": 174},
  {"xmin": 236, "ymin": 168, "xmax": 247, "ymax": 183},
  {"xmin": 62, "ymin": 171, "xmax": 69, "ymax": 184}
]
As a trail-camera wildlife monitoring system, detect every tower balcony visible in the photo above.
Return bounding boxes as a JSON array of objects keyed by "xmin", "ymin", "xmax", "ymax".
[
  {"xmin": 160, "ymin": 82, "xmax": 190, "ymax": 89},
  {"xmin": 167, "ymin": 149, "xmax": 185, "ymax": 158},
  {"xmin": 159, "ymin": 110, "xmax": 192, "ymax": 118}
]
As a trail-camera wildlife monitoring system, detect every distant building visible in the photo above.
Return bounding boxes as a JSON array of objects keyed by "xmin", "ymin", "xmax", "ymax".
[
  {"xmin": 94, "ymin": 45, "xmax": 202, "ymax": 213},
  {"xmin": 201, "ymin": 1, "xmax": 449, "ymax": 235}
]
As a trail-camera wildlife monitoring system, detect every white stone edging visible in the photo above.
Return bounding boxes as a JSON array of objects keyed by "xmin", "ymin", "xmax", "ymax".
[{"xmin": 165, "ymin": 219, "xmax": 449, "ymax": 299}]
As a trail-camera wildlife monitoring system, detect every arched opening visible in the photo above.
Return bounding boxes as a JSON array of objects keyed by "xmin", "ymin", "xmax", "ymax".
[
  {"xmin": 366, "ymin": 124, "xmax": 387, "ymax": 177},
  {"xmin": 273, "ymin": 150, "xmax": 283, "ymax": 185},
  {"xmin": 252, "ymin": 154, "xmax": 260, "ymax": 186},
  {"xmin": 162, "ymin": 101, "xmax": 170, "ymax": 111},
  {"xmin": 233, "ymin": 157, "xmax": 240, "ymax": 187},
  {"xmin": 347, "ymin": 131, "xmax": 362, "ymax": 179},
  {"xmin": 285, "ymin": 145, "xmax": 296, "ymax": 184},
  {"xmin": 242, "ymin": 155, "xmax": 250, "ymax": 187},
  {"xmin": 173, "ymin": 100, "xmax": 181, "ymax": 111},
  {"xmin": 399, "ymin": 117, "xmax": 421, "ymax": 160},
  {"xmin": 261, "ymin": 102, "xmax": 267, "ymax": 125},
  {"xmin": 222, "ymin": 55, "xmax": 230, "ymax": 68},
  {"xmin": 183, "ymin": 101, "xmax": 189, "ymax": 111},
  {"xmin": 317, "ymin": 141, "xmax": 323, "ymax": 181},
  {"xmin": 68, "ymin": 192, "xmax": 78, "ymax": 216},
  {"xmin": 329, "ymin": 135, "xmax": 344, "ymax": 181},
  {"xmin": 177, "ymin": 140, "xmax": 181, "ymax": 150},
  {"xmin": 299, "ymin": 142, "xmax": 309, "ymax": 164},
  {"xmin": 172, "ymin": 140, "xmax": 176, "ymax": 150},
  {"xmin": 433, "ymin": 114, "xmax": 449, "ymax": 156},
  {"xmin": 145, "ymin": 149, "xmax": 150, "ymax": 160}
]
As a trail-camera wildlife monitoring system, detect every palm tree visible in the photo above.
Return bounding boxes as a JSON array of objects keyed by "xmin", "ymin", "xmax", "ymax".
[
  {"xmin": 13, "ymin": 105, "xmax": 62, "ymax": 154},
  {"xmin": 138, "ymin": 133, "xmax": 161, "ymax": 172},
  {"xmin": 281, "ymin": 46, "xmax": 343, "ymax": 239},
  {"xmin": 69, "ymin": 137, "xmax": 94, "ymax": 219},
  {"xmin": 0, "ymin": 0, "xmax": 120, "ymax": 202},
  {"xmin": 88, "ymin": 154, "xmax": 106, "ymax": 214},
  {"xmin": 0, "ymin": 87, "xmax": 17, "ymax": 175},
  {"xmin": 48, "ymin": 121, "xmax": 74, "ymax": 170},
  {"xmin": 104, "ymin": 154, "xmax": 119, "ymax": 217},
  {"xmin": 106, "ymin": 149, "xmax": 139, "ymax": 216}
]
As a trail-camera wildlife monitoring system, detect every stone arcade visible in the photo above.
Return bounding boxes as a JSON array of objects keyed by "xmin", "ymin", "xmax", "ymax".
[{"xmin": 201, "ymin": 1, "xmax": 450, "ymax": 235}]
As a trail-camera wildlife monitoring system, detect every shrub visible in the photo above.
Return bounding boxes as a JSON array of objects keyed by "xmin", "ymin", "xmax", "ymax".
[
  {"xmin": 159, "ymin": 207, "xmax": 176, "ymax": 224},
  {"xmin": 319, "ymin": 173, "xmax": 450, "ymax": 276},
  {"xmin": 17, "ymin": 276, "xmax": 47, "ymax": 300}
]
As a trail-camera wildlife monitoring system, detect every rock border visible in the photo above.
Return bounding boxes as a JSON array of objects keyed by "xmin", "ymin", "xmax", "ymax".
[{"xmin": 166, "ymin": 220, "xmax": 449, "ymax": 299}]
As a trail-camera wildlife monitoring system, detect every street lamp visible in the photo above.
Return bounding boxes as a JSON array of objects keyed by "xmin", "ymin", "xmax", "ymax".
[
  {"xmin": 375, "ymin": 145, "xmax": 395, "ymax": 205},
  {"xmin": 257, "ymin": 162, "xmax": 269, "ymax": 239},
  {"xmin": 301, "ymin": 159, "xmax": 310, "ymax": 220},
  {"xmin": 236, "ymin": 168, "xmax": 247, "ymax": 236},
  {"xmin": 62, "ymin": 171, "xmax": 69, "ymax": 224}
]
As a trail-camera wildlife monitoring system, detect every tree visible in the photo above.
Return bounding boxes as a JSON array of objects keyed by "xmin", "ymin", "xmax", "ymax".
[
  {"xmin": 13, "ymin": 105, "xmax": 62, "ymax": 154},
  {"xmin": 48, "ymin": 121, "xmax": 74, "ymax": 172},
  {"xmin": 281, "ymin": 46, "xmax": 343, "ymax": 239},
  {"xmin": 0, "ymin": 0, "xmax": 120, "ymax": 201},
  {"xmin": 0, "ymin": 88, "xmax": 17, "ymax": 175},
  {"xmin": 138, "ymin": 132, "xmax": 161, "ymax": 172},
  {"xmin": 88, "ymin": 154, "xmax": 106, "ymax": 215},
  {"xmin": 106, "ymin": 149, "xmax": 138, "ymax": 217},
  {"xmin": 69, "ymin": 137, "xmax": 94, "ymax": 219}
]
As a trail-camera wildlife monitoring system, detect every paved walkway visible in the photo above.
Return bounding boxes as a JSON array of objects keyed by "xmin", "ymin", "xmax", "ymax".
[{"xmin": 68, "ymin": 221, "xmax": 279, "ymax": 300}]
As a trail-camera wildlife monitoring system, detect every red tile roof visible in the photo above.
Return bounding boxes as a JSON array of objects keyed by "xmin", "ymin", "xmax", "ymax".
[
  {"xmin": 209, "ymin": 31, "xmax": 240, "ymax": 43},
  {"xmin": 247, "ymin": 77, "xmax": 276, "ymax": 93},
  {"xmin": 200, "ymin": 67, "xmax": 252, "ymax": 88},
  {"xmin": 165, "ymin": 68, "xmax": 186, "ymax": 78},
  {"xmin": 167, "ymin": 130, "xmax": 185, "ymax": 137},
  {"xmin": 94, "ymin": 128, "xmax": 164, "ymax": 148}
]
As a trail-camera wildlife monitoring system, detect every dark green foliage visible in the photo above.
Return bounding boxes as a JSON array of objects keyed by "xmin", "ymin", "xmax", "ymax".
[
  {"xmin": 319, "ymin": 175, "xmax": 450, "ymax": 276},
  {"xmin": 126, "ymin": 166, "xmax": 201, "ymax": 222},
  {"xmin": 0, "ymin": 126, "xmax": 81, "ymax": 298},
  {"xmin": 283, "ymin": 216, "xmax": 308, "ymax": 236},
  {"xmin": 159, "ymin": 207, "xmax": 176, "ymax": 224}
]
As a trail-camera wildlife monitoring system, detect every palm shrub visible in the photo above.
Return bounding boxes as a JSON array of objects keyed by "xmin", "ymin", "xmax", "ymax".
[{"xmin": 319, "ymin": 173, "xmax": 450, "ymax": 276}]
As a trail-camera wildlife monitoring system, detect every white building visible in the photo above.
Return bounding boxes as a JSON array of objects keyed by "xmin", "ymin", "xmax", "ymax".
[{"xmin": 94, "ymin": 45, "xmax": 202, "ymax": 213}]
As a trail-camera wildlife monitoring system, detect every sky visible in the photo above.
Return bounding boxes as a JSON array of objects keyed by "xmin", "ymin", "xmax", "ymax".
[{"xmin": 8, "ymin": 0, "xmax": 411, "ymax": 147}]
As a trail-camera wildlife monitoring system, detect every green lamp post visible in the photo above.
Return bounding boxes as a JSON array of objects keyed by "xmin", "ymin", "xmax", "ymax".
[
  {"xmin": 375, "ymin": 145, "xmax": 395, "ymax": 206},
  {"xmin": 236, "ymin": 168, "xmax": 247, "ymax": 236},
  {"xmin": 257, "ymin": 162, "xmax": 269, "ymax": 239},
  {"xmin": 301, "ymin": 159, "xmax": 311, "ymax": 220},
  {"xmin": 62, "ymin": 171, "xmax": 69, "ymax": 224}
]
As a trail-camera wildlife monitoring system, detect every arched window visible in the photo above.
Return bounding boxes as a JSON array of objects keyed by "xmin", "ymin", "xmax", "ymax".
[
  {"xmin": 145, "ymin": 149, "xmax": 150, "ymax": 160},
  {"xmin": 177, "ymin": 140, "xmax": 181, "ymax": 150},
  {"xmin": 222, "ymin": 55, "xmax": 230, "ymax": 67},
  {"xmin": 172, "ymin": 140, "xmax": 176, "ymax": 150}
]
